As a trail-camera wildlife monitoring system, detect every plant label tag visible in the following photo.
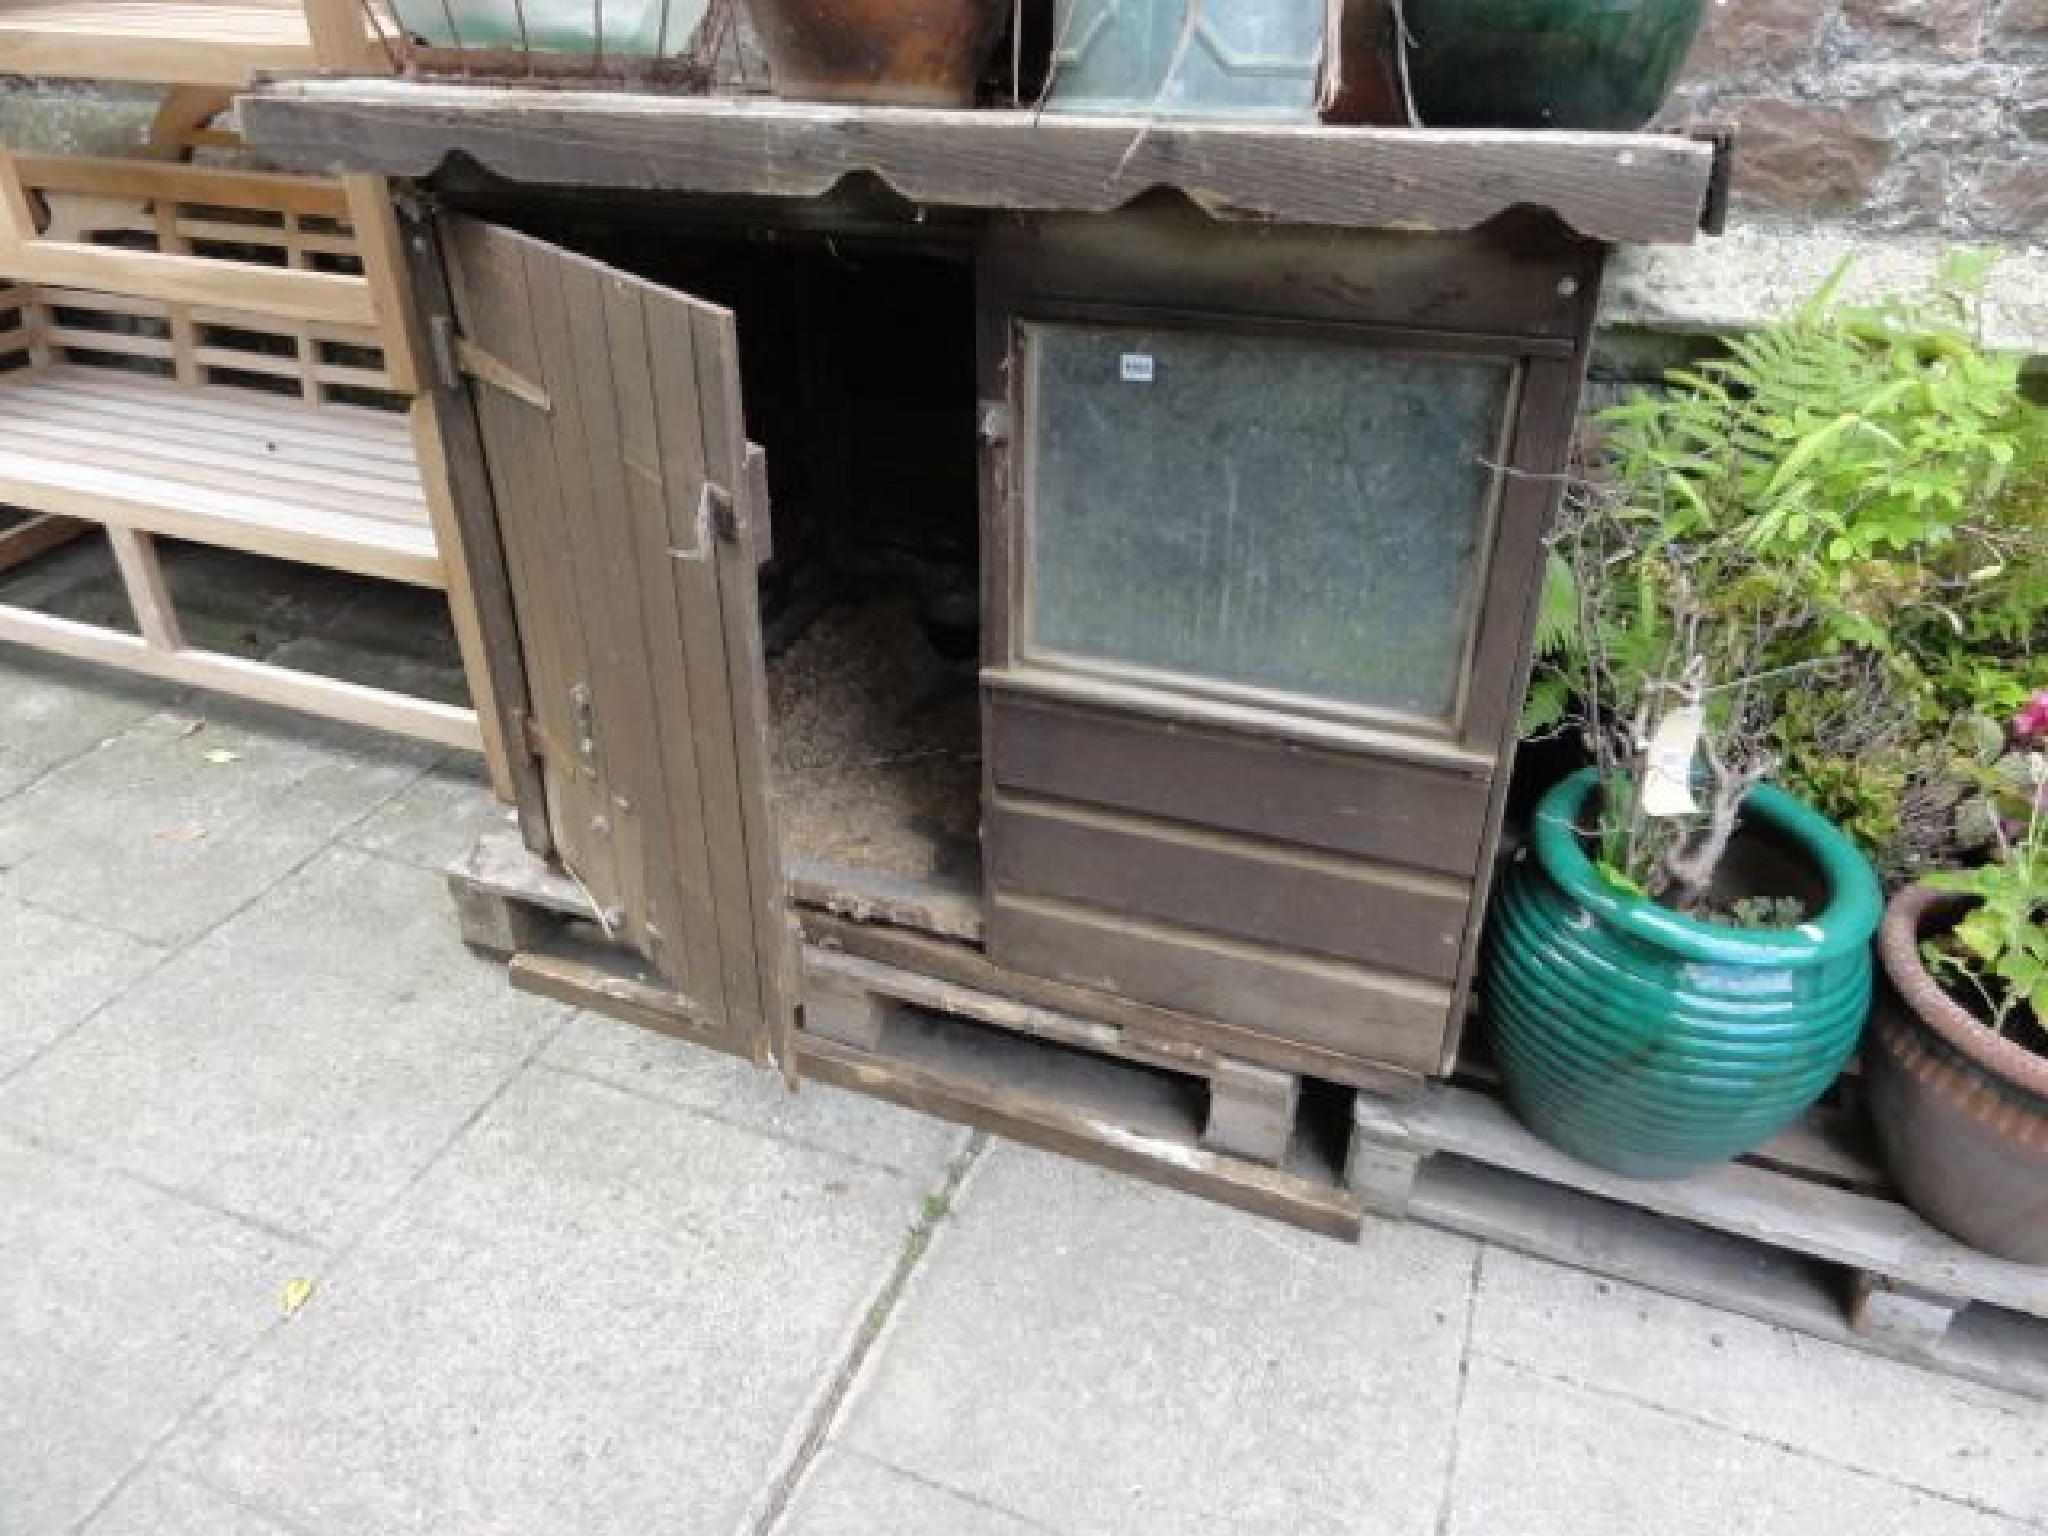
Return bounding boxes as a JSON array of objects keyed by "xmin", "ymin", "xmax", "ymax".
[
  {"xmin": 1120, "ymin": 352, "xmax": 1155, "ymax": 383},
  {"xmin": 1641, "ymin": 704, "xmax": 1703, "ymax": 818}
]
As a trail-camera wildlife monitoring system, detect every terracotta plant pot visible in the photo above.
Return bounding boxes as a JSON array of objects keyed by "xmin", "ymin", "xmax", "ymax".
[
  {"xmin": 1484, "ymin": 769, "xmax": 1882, "ymax": 1179},
  {"xmin": 1867, "ymin": 883, "xmax": 2048, "ymax": 1263},
  {"xmin": 1401, "ymin": 0, "xmax": 1704, "ymax": 130},
  {"xmin": 747, "ymin": 0, "xmax": 1013, "ymax": 106}
]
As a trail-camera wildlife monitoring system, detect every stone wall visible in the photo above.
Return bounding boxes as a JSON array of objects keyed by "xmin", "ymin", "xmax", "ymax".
[
  {"xmin": 1662, "ymin": 0, "xmax": 2045, "ymax": 241},
  {"xmin": 1599, "ymin": 0, "xmax": 2047, "ymax": 354}
]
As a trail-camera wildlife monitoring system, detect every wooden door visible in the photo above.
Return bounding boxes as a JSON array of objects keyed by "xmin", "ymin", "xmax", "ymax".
[{"xmin": 441, "ymin": 215, "xmax": 794, "ymax": 1064}]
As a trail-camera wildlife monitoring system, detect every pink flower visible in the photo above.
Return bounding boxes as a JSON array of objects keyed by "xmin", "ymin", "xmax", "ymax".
[{"xmin": 2016, "ymin": 690, "xmax": 2048, "ymax": 745}]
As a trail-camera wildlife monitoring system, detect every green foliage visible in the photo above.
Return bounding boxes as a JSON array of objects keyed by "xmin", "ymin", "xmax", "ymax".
[
  {"xmin": 1921, "ymin": 727, "xmax": 2048, "ymax": 1034},
  {"xmin": 1528, "ymin": 253, "xmax": 2048, "ymax": 895}
]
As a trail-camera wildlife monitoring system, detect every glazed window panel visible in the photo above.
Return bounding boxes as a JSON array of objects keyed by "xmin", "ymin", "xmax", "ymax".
[{"xmin": 1023, "ymin": 323, "xmax": 1513, "ymax": 722}]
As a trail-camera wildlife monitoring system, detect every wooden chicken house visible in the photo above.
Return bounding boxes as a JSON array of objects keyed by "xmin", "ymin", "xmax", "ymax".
[{"xmin": 241, "ymin": 71, "xmax": 1722, "ymax": 1233}]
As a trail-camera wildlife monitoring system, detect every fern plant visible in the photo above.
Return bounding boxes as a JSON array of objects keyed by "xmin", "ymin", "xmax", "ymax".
[{"xmin": 1526, "ymin": 256, "xmax": 2045, "ymax": 908}]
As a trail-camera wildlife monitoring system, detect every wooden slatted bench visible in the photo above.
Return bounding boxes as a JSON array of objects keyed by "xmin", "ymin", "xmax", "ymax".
[
  {"xmin": 0, "ymin": 0, "xmax": 369, "ymax": 87},
  {"xmin": 0, "ymin": 148, "xmax": 480, "ymax": 749}
]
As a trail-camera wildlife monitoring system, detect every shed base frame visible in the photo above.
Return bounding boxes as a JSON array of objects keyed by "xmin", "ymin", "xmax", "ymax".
[
  {"xmin": 448, "ymin": 825, "xmax": 2048, "ymax": 1402},
  {"xmin": 1348, "ymin": 1084, "xmax": 2048, "ymax": 1401}
]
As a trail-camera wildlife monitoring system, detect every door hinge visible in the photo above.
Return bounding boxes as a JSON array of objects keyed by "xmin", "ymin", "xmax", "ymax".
[
  {"xmin": 430, "ymin": 315, "xmax": 553, "ymax": 412},
  {"xmin": 427, "ymin": 314, "xmax": 462, "ymax": 395}
]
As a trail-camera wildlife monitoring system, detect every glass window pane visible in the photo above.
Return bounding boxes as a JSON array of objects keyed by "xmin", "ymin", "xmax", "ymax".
[{"xmin": 1026, "ymin": 323, "xmax": 1511, "ymax": 720}]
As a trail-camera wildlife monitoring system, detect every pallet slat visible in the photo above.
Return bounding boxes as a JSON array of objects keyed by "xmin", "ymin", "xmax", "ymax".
[{"xmin": 1361, "ymin": 1083, "xmax": 2048, "ymax": 1321}]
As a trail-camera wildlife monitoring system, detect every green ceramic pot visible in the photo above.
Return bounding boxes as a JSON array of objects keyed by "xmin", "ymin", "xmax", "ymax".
[
  {"xmin": 1403, "ymin": 0, "xmax": 1704, "ymax": 130},
  {"xmin": 1483, "ymin": 769, "xmax": 1881, "ymax": 1179}
]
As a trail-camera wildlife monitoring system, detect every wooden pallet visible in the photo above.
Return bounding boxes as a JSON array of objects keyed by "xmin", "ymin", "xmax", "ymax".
[
  {"xmin": 1349, "ymin": 1082, "xmax": 2048, "ymax": 1399},
  {"xmin": 447, "ymin": 824, "xmax": 2048, "ymax": 1397},
  {"xmin": 448, "ymin": 828, "xmax": 1366, "ymax": 1239}
]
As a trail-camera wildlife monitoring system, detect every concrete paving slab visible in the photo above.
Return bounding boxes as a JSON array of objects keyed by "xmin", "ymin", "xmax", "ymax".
[
  {"xmin": 0, "ymin": 708, "xmax": 434, "ymax": 947},
  {"xmin": 0, "ymin": 891, "xmax": 163, "ymax": 1082},
  {"xmin": 831, "ymin": 1143, "xmax": 1478, "ymax": 1536},
  {"xmin": 544, "ymin": 1010, "xmax": 972, "ymax": 1180},
  {"xmin": 1470, "ymin": 1248, "xmax": 2048, "ymax": 1524},
  {"xmin": 0, "ymin": 650, "xmax": 174, "ymax": 800},
  {"xmin": 82, "ymin": 1468, "xmax": 299, "ymax": 1536},
  {"xmin": 0, "ymin": 1128, "xmax": 318, "ymax": 1535},
  {"xmin": 775, "ymin": 1449, "xmax": 1060, "ymax": 1536},
  {"xmin": 0, "ymin": 848, "xmax": 564, "ymax": 1244},
  {"xmin": 1447, "ymin": 1356, "xmax": 2035, "ymax": 1536},
  {"xmin": 341, "ymin": 755, "xmax": 517, "ymax": 873},
  {"xmin": 164, "ymin": 1067, "xmax": 945, "ymax": 1536}
]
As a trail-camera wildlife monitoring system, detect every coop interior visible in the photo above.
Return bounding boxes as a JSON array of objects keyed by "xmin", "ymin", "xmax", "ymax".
[{"xmin": 522, "ymin": 200, "xmax": 989, "ymax": 937}]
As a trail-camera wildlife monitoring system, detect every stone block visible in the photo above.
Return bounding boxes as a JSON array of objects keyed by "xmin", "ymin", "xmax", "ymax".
[{"xmin": 1725, "ymin": 98, "xmax": 1895, "ymax": 214}]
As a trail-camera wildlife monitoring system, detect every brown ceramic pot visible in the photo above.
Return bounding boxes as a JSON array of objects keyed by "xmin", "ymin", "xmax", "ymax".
[
  {"xmin": 747, "ymin": 0, "xmax": 1012, "ymax": 106},
  {"xmin": 1867, "ymin": 882, "xmax": 2048, "ymax": 1264}
]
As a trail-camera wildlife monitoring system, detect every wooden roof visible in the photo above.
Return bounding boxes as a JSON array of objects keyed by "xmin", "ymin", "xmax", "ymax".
[{"xmin": 242, "ymin": 82, "xmax": 1722, "ymax": 245}]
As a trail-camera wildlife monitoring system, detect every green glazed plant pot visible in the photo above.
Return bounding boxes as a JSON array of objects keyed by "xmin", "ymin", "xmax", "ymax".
[
  {"xmin": 1402, "ymin": 0, "xmax": 1705, "ymax": 130},
  {"xmin": 1483, "ymin": 769, "xmax": 1882, "ymax": 1179}
]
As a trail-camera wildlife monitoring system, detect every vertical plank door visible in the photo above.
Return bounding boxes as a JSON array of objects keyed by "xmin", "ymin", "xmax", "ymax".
[{"xmin": 440, "ymin": 215, "xmax": 795, "ymax": 1066}]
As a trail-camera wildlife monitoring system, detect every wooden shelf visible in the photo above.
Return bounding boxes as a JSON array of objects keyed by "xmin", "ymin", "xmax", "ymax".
[
  {"xmin": 0, "ymin": 2, "xmax": 321, "ymax": 86},
  {"xmin": 0, "ymin": 366, "xmax": 436, "ymax": 585},
  {"xmin": 243, "ymin": 82, "xmax": 1722, "ymax": 245}
]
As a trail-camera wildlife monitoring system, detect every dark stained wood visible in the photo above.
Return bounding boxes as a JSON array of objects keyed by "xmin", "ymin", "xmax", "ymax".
[
  {"xmin": 1406, "ymin": 1156, "xmax": 2048, "ymax": 1401},
  {"xmin": 598, "ymin": 269, "xmax": 729, "ymax": 1015},
  {"xmin": 397, "ymin": 198, "xmax": 552, "ymax": 856},
  {"xmin": 979, "ymin": 202, "xmax": 1602, "ymax": 343},
  {"xmin": 990, "ymin": 891, "xmax": 1453, "ymax": 1075},
  {"xmin": 988, "ymin": 793, "xmax": 1469, "ymax": 981},
  {"xmin": 789, "ymin": 858, "xmax": 984, "ymax": 944},
  {"xmin": 446, "ymin": 217, "xmax": 616, "ymax": 902},
  {"xmin": 801, "ymin": 909, "xmax": 1424, "ymax": 1098},
  {"xmin": 691, "ymin": 299, "xmax": 800, "ymax": 1063},
  {"xmin": 1201, "ymin": 1058, "xmax": 1301, "ymax": 1168},
  {"xmin": 799, "ymin": 1032, "xmax": 1363, "ymax": 1240},
  {"xmin": 1375, "ymin": 1083, "xmax": 2048, "ymax": 1321},
  {"xmin": 1439, "ymin": 332, "xmax": 1603, "ymax": 1069},
  {"xmin": 521, "ymin": 233, "xmax": 659, "ymax": 955},
  {"xmin": 513, "ymin": 940, "xmax": 736, "ymax": 1056},
  {"xmin": 444, "ymin": 216, "xmax": 793, "ymax": 1060},
  {"xmin": 491, "ymin": 916, "xmax": 1363, "ymax": 1236},
  {"xmin": 243, "ymin": 84, "xmax": 1718, "ymax": 246},
  {"xmin": 986, "ymin": 688, "xmax": 1492, "ymax": 879}
]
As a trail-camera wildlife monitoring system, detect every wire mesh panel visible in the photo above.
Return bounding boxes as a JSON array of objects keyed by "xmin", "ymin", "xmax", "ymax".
[{"xmin": 366, "ymin": 0, "xmax": 761, "ymax": 87}]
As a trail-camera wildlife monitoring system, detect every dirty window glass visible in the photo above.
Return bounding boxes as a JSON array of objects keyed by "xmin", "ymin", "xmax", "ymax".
[{"xmin": 1025, "ymin": 323, "xmax": 1511, "ymax": 721}]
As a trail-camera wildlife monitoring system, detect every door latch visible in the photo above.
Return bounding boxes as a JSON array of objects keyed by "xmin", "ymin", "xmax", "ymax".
[{"xmin": 569, "ymin": 681, "xmax": 598, "ymax": 769}]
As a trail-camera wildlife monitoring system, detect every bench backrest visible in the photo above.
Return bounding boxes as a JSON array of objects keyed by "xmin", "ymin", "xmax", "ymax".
[{"xmin": 0, "ymin": 153, "xmax": 400, "ymax": 410}]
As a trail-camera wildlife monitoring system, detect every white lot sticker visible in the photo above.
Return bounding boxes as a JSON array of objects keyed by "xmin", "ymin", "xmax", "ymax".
[
  {"xmin": 1120, "ymin": 352, "xmax": 1156, "ymax": 383},
  {"xmin": 1641, "ymin": 704, "xmax": 1704, "ymax": 818}
]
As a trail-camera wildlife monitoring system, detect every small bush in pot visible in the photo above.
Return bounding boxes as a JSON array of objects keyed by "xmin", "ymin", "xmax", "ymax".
[
  {"xmin": 1487, "ymin": 271, "xmax": 1993, "ymax": 1178},
  {"xmin": 1867, "ymin": 696, "xmax": 2048, "ymax": 1262}
]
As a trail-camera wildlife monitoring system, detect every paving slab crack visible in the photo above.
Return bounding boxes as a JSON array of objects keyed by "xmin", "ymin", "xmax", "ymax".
[
  {"xmin": 1431, "ymin": 1244, "xmax": 1486, "ymax": 1536},
  {"xmin": 745, "ymin": 1132, "xmax": 989, "ymax": 1536},
  {"xmin": 1471, "ymin": 1349, "xmax": 2048, "ymax": 1530},
  {"xmin": 61, "ymin": 1005, "xmax": 578, "ymax": 1536},
  {"xmin": 835, "ymin": 1445, "xmax": 1072, "ymax": 1535},
  {"xmin": 536, "ymin": 1058, "xmax": 939, "ymax": 1182},
  {"xmin": 0, "ymin": 752, "xmax": 437, "ymax": 1100}
]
